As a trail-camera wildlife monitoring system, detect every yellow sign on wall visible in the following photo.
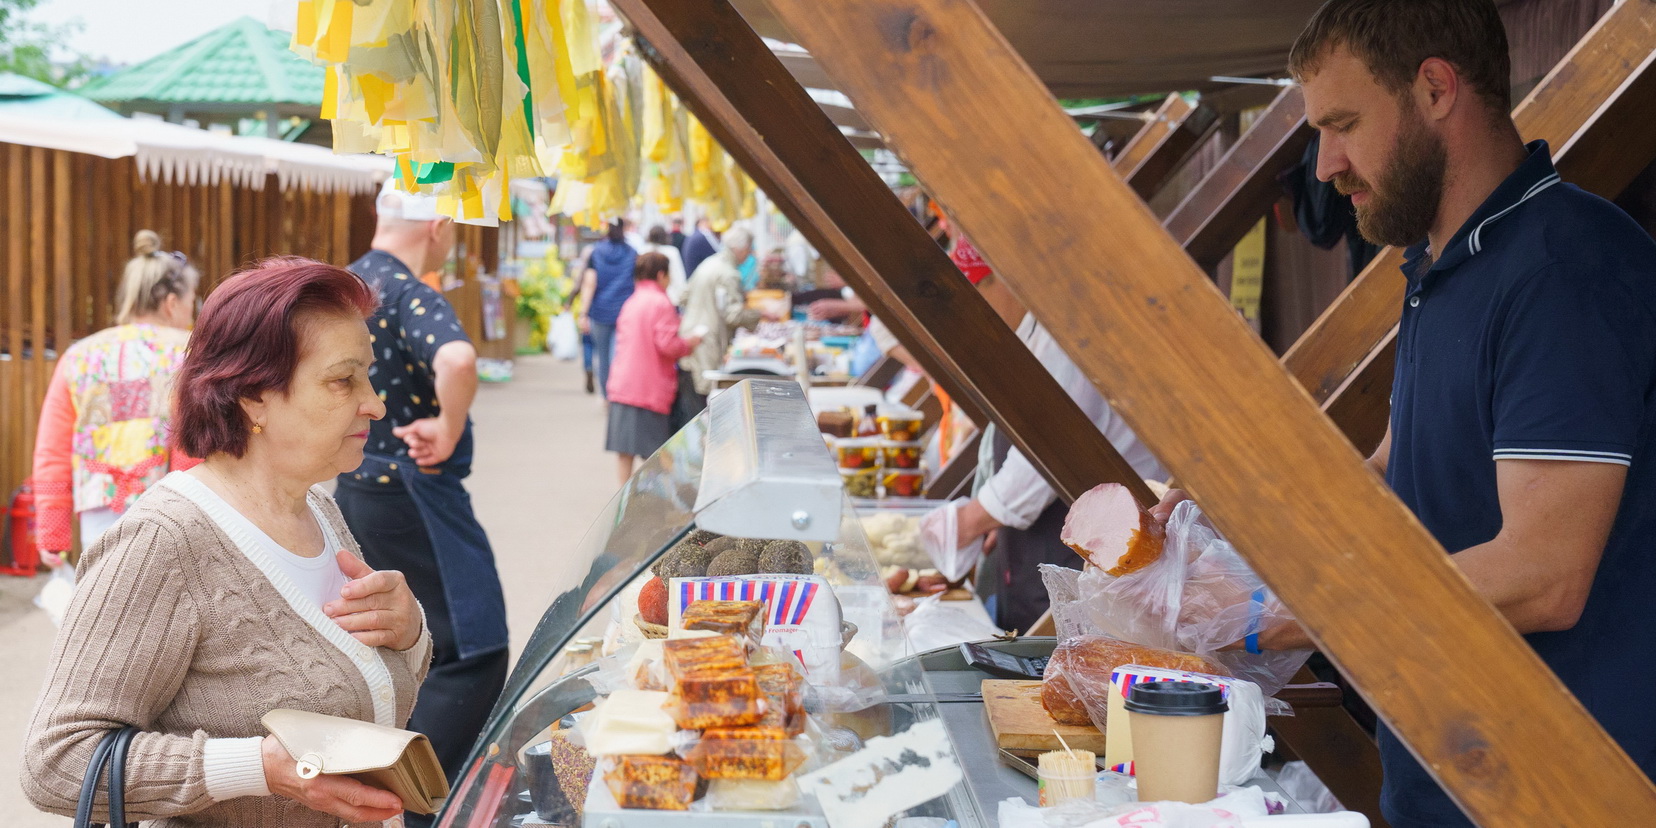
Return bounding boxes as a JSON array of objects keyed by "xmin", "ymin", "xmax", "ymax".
[{"xmin": 1230, "ymin": 218, "xmax": 1267, "ymax": 327}]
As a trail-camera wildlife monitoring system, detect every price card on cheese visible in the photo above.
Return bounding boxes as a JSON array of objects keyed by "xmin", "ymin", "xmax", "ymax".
[{"xmin": 668, "ymin": 575, "xmax": 842, "ymax": 684}]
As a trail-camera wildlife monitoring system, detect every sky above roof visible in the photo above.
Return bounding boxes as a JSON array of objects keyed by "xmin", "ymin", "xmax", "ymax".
[{"xmin": 32, "ymin": 0, "xmax": 282, "ymax": 65}]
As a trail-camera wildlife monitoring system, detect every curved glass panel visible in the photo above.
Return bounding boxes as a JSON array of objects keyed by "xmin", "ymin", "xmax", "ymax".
[{"xmin": 436, "ymin": 379, "xmax": 983, "ymax": 828}]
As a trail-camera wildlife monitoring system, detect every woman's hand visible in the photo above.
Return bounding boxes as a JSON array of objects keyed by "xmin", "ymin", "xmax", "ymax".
[
  {"xmin": 262, "ymin": 735, "xmax": 403, "ymax": 822},
  {"xmin": 324, "ymin": 551, "xmax": 423, "ymax": 651}
]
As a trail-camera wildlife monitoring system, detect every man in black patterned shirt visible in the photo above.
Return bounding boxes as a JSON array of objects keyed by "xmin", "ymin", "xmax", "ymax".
[{"xmin": 335, "ymin": 180, "xmax": 509, "ymax": 823}]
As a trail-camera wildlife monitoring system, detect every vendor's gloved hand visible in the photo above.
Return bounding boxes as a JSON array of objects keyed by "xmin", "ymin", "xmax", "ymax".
[
  {"xmin": 954, "ymin": 498, "xmax": 1003, "ymax": 550},
  {"xmin": 919, "ymin": 498, "xmax": 988, "ymax": 583}
]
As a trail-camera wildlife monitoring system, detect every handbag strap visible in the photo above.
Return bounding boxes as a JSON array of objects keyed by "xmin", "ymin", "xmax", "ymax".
[
  {"xmin": 72, "ymin": 729, "xmax": 118, "ymax": 828},
  {"xmin": 74, "ymin": 726, "xmax": 139, "ymax": 828},
  {"xmin": 107, "ymin": 726, "xmax": 138, "ymax": 828}
]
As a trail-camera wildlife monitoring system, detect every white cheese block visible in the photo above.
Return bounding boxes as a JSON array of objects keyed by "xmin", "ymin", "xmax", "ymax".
[{"xmin": 579, "ymin": 690, "xmax": 675, "ymax": 756}]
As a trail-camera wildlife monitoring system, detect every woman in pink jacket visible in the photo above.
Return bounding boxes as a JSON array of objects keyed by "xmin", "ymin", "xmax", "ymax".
[{"xmin": 605, "ymin": 252, "xmax": 703, "ymax": 484}]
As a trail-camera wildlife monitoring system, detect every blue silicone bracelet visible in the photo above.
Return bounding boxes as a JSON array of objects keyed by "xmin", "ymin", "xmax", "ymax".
[{"xmin": 1245, "ymin": 586, "xmax": 1267, "ymax": 654}]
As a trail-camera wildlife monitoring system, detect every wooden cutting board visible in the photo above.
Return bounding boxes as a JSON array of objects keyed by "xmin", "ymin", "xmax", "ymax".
[{"xmin": 982, "ymin": 679, "xmax": 1107, "ymax": 754}]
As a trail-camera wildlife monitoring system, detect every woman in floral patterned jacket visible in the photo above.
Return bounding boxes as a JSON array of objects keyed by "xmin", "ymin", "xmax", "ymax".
[{"xmin": 31, "ymin": 230, "xmax": 199, "ymax": 564}]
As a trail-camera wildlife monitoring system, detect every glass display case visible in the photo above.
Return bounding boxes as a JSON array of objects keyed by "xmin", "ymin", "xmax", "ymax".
[{"xmin": 437, "ymin": 379, "xmax": 1012, "ymax": 828}]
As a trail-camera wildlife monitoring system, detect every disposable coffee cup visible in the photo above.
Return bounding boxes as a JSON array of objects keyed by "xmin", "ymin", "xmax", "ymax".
[{"xmin": 1125, "ymin": 681, "xmax": 1228, "ymax": 804}]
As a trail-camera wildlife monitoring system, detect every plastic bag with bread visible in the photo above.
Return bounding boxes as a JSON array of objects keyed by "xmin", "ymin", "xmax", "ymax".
[
  {"xmin": 1040, "ymin": 635, "xmax": 1229, "ymax": 726},
  {"xmin": 1042, "ymin": 499, "xmax": 1312, "ymax": 698}
]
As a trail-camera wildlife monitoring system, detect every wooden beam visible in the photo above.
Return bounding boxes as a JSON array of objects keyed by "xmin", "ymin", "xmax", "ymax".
[
  {"xmin": 926, "ymin": 428, "xmax": 982, "ymax": 500},
  {"xmin": 1110, "ymin": 94, "xmax": 1188, "ymax": 173},
  {"xmin": 28, "ymin": 148, "xmax": 46, "ymax": 445},
  {"xmin": 52, "ymin": 151, "xmax": 72, "ymax": 354},
  {"xmin": 817, "ymin": 102, "xmax": 873, "ymax": 132},
  {"xmin": 765, "ymin": 0, "xmax": 1656, "ymax": 823},
  {"xmin": 3, "ymin": 144, "xmax": 22, "ymax": 493},
  {"xmin": 1283, "ymin": 0, "xmax": 1656, "ymax": 407},
  {"xmin": 1270, "ymin": 669, "xmax": 1388, "ymax": 823},
  {"xmin": 773, "ymin": 50, "xmax": 838, "ymax": 91},
  {"xmin": 1112, "ymin": 93, "xmax": 1217, "ymax": 201},
  {"xmin": 1321, "ymin": 325, "xmax": 1397, "ymax": 468},
  {"xmin": 854, "ymin": 354, "xmax": 904, "ymax": 389},
  {"xmin": 1163, "ymin": 86, "xmax": 1312, "ymax": 270},
  {"xmin": 617, "ymin": 0, "xmax": 1154, "ymax": 506}
]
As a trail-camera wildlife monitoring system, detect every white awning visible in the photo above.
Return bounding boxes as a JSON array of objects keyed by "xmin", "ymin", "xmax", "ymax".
[{"xmin": 0, "ymin": 115, "xmax": 390, "ymax": 194}]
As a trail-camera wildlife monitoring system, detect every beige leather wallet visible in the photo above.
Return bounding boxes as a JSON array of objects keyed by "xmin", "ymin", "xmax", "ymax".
[{"xmin": 261, "ymin": 709, "xmax": 450, "ymax": 815}]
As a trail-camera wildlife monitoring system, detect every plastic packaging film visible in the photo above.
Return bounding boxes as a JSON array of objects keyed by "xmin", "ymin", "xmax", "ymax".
[{"xmin": 287, "ymin": 0, "xmax": 758, "ymax": 227}]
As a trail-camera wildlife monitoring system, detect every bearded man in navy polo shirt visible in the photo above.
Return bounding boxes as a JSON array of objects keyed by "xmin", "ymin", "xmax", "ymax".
[{"xmin": 1158, "ymin": 1, "xmax": 1656, "ymax": 824}]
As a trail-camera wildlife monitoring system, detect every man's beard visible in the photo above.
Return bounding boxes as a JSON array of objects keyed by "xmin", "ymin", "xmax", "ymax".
[{"xmin": 1334, "ymin": 105, "xmax": 1447, "ymax": 248}]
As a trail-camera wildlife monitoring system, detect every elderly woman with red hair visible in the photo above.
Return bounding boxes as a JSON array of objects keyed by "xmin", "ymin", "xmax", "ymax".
[{"xmin": 23, "ymin": 258, "xmax": 431, "ymax": 826}]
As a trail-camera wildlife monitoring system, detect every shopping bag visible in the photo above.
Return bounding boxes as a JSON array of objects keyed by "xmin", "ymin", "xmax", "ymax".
[
  {"xmin": 1042, "ymin": 500, "xmax": 1309, "ymax": 696},
  {"xmin": 549, "ymin": 312, "xmax": 580, "ymax": 361}
]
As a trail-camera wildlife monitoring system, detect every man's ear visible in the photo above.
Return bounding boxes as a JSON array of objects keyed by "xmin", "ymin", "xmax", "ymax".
[{"xmin": 1415, "ymin": 56, "xmax": 1459, "ymax": 121}]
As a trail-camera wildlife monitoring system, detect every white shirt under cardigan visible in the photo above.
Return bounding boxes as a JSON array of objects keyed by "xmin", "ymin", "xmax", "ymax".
[
  {"xmin": 976, "ymin": 314, "xmax": 1170, "ymax": 529},
  {"xmin": 161, "ymin": 472, "xmax": 399, "ymax": 805}
]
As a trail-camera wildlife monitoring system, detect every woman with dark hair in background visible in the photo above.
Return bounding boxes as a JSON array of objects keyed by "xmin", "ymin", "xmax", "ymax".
[{"xmin": 578, "ymin": 220, "xmax": 638, "ymax": 401}]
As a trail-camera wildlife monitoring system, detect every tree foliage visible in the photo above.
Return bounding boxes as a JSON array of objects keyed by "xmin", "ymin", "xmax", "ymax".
[{"xmin": 0, "ymin": 0, "xmax": 91, "ymax": 88}]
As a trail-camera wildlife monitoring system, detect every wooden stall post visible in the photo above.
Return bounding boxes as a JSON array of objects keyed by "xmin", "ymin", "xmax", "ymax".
[
  {"xmin": 27, "ymin": 148, "xmax": 48, "ymax": 459},
  {"xmin": 614, "ymin": 0, "xmax": 1154, "ymax": 505},
  {"xmin": 53, "ymin": 152, "xmax": 73, "ymax": 355},
  {"xmin": 2, "ymin": 144, "xmax": 21, "ymax": 490},
  {"xmin": 762, "ymin": 0, "xmax": 1656, "ymax": 822}
]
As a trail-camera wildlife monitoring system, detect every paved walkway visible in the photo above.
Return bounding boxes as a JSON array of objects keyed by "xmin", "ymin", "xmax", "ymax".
[{"xmin": 0, "ymin": 354, "xmax": 615, "ymax": 824}]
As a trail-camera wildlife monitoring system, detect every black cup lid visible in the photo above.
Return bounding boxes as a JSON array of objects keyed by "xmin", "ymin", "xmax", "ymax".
[{"xmin": 1124, "ymin": 681, "xmax": 1228, "ymax": 716}]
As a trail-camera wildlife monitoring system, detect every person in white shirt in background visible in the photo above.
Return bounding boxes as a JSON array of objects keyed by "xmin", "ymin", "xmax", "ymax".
[
  {"xmin": 784, "ymin": 227, "xmax": 820, "ymax": 285},
  {"xmin": 922, "ymin": 237, "xmax": 1168, "ymax": 632},
  {"xmin": 643, "ymin": 225, "xmax": 690, "ymax": 305}
]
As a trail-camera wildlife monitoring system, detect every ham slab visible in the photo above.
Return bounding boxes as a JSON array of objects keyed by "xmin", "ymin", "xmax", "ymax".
[{"xmin": 1060, "ymin": 483, "xmax": 1166, "ymax": 576}]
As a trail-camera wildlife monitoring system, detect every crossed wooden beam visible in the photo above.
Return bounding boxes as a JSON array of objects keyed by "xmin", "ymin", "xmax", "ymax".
[{"xmin": 614, "ymin": 0, "xmax": 1656, "ymax": 824}]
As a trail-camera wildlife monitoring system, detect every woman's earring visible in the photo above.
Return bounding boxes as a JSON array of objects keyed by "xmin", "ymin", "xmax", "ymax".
[{"xmin": 252, "ymin": 423, "xmax": 264, "ymax": 434}]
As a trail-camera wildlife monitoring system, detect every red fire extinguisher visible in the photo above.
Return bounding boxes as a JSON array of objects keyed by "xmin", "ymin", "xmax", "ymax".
[{"xmin": 2, "ymin": 479, "xmax": 40, "ymax": 577}]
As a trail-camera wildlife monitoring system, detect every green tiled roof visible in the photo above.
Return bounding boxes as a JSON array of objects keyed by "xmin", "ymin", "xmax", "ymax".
[{"xmin": 79, "ymin": 17, "xmax": 322, "ymax": 107}]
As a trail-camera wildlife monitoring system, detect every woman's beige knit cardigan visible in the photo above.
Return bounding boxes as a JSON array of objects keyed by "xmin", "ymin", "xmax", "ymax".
[{"xmin": 22, "ymin": 479, "xmax": 433, "ymax": 827}]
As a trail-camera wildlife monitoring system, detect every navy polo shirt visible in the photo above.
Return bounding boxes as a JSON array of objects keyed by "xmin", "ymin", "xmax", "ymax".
[{"xmin": 1379, "ymin": 141, "xmax": 1656, "ymax": 825}]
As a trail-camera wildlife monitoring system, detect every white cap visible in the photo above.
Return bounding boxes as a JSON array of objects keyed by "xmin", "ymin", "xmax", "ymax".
[{"xmin": 377, "ymin": 177, "xmax": 444, "ymax": 222}]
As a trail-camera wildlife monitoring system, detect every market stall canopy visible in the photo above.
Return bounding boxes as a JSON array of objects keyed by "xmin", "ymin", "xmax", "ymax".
[
  {"xmin": 734, "ymin": 0, "xmax": 1329, "ymax": 99},
  {"xmin": 0, "ymin": 114, "xmax": 388, "ymax": 193},
  {"xmin": 0, "ymin": 72, "xmax": 121, "ymax": 120},
  {"xmin": 79, "ymin": 16, "xmax": 323, "ymax": 119}
]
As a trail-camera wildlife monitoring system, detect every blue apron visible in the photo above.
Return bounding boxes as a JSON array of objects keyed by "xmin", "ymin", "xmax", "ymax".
[{"xmin": 355, "ymin": 425, "xmax": 509, "ymax": 660}]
